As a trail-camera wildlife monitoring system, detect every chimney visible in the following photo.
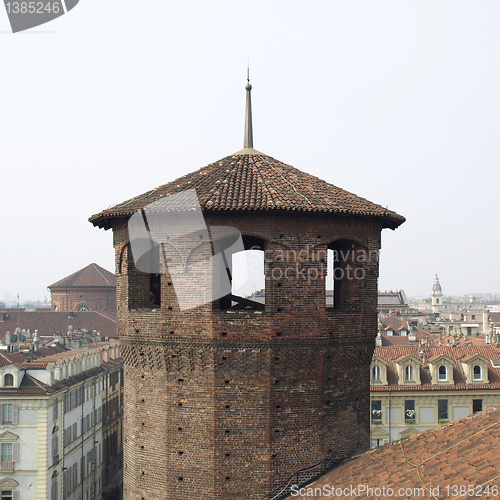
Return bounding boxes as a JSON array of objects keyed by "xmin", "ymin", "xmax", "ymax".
[
  {"xmin": 483, "ymin": 309, "xmax": 490, "ymax": 335},
  {"xmin": 33, "ymin": 330, "xmax": 40, "ymax": 353}
]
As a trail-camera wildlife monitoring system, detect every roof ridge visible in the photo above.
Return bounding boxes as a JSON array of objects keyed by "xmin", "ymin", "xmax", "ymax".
[
  {"xmin": 91, "ymin": 263, "xmax": 114, "ymax": 287},
  {"xmin": 255, "ymin": 153, "xmax": 313, "ymax": 207},
  {"xmin": 23, "ymin": 373, "xmax": 50, "ymax": 392}
]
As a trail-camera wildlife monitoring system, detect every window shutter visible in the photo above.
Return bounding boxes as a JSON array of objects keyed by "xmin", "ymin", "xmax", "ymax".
[
  {"xmin": 13, "ymin": 442, "xmax": 19, "ymax": 462},
  {"xmin": 13, "ymin": 492, "xmax": 19, "ymax": 500},
  {"xmin": 0, "ymin": 404, "xmax": 3, "ymax": 425},
  {"xmin": 12, "ymin": 404, "xmax": 19, "ymax": 424}
]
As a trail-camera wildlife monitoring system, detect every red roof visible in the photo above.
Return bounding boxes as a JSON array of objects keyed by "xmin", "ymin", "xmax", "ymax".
[
  {"xmin": 0, "ymin": 311, "xmax": 116, "ymax": 341},
  {"xmin": 372, "ymin": 344, "xmax": 500, "ymax": 391},
  {"xmin": 284, "ymin": 406, "xmax": 500, "ymax": 499},
  {"xmin": 89, "ymin": 150, "xmax": 405, "ymax": 230},
  {"xmin": 48, "ymin": 263, "xmax": 116, "ymax": 289}
]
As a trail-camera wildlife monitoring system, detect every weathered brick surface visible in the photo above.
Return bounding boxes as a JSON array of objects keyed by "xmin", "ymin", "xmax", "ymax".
[{"xmin": 112, "ymin": 211, "xmax": 385, "ymax": 499}]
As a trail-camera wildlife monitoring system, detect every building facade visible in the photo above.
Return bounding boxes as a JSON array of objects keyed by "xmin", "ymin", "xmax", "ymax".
[
  {"xmin": 0, "ymin": 343, "xmax": 122, "ymax": 500},
  {"xmin": 49, "ymin": 263, "xmax": 116, "ymax": 313},
  {"xmin": 369, "ymin": 343, "xmax": 500, "ymax": 447}
]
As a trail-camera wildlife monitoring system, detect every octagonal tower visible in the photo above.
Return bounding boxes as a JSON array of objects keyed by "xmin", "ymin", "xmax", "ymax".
[{"xmin": 90, "ymin": 81, "xmax": 404, "ymax": 500}]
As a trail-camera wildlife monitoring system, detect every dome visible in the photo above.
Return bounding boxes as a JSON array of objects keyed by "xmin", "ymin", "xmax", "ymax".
[{"xmin": 432, "ymin": 275, "xmax": 442, "ymax": 292}]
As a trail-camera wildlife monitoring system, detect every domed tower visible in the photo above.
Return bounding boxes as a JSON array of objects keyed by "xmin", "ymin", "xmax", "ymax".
[
  {"xmin": 90, "ymin": 80, "xmax": 405, "ymax": 500},
  {"xmin": 431, "ymin": 274, "xmax": 443, "ymax": 314}
]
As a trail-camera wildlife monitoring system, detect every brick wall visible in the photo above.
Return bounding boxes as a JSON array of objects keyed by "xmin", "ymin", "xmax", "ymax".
[{"xmin": 114, "ymin": 211, "xmax": 383, "ymax": 499}]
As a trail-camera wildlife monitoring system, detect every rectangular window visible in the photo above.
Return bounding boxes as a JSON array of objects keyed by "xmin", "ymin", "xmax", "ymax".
[
  {"xmin": 51, "ymin": 483, "xmax": 58, "ymax": 500},
  {"xmin": 438, "ymin": 399, "xmax": 448, "ymax": 421},
  {"xmin": 473, "ymin": 399, "xmax": 483, "ymax": 414},
  {"xmin": 1, "ymin": 405, "xmax": 12, "ymax": 425},
  {"xmin": 405, "ymin": 400, "xmax": 415, "ymax": 423},
  {"xmin": 81, "ymin": 456, "xmax": 86, "ymax": 481},
  {"xmin": 1, "ymin": 491, "xmax": 13, "ymax": 500},
  {"xmin": 52, "ymin": 435, "xmax": 58, "ymax": 456},
  {"xmin": 0, "ymin": 405, "xmax": 17, "ymax": 425},
  {"xmin": 1, "ymin": 443, "xmax": 13, "ymax": 462},
  {"xmin": 371, "ymin": 400, "xmax": 382, "ymax": 422}
]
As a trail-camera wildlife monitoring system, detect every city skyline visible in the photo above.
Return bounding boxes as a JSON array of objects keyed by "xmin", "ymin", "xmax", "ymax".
[{"xmin": 1, "ymin": 1, "xmax": 499, "ymax": 301}]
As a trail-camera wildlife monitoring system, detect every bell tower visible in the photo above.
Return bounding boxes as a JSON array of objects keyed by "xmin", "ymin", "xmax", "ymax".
[
  {"xmin": 90, "ymin": 80, "xmax": 404, "ymax": 499},
  {"xmin": 431, "ymin": 274, "xmax": 443, "ymax": 314}
]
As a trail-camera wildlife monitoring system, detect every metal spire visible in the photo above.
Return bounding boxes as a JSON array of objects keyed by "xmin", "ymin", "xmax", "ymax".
[{"xmin": 244, "ymin": 68, "xmax": 253, "ymax": 149}]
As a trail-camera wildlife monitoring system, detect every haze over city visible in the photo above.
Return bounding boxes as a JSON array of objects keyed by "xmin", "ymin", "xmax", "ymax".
[{"xmin": 1, "ymin": 1, "xmax": 499, "ymax": 302}]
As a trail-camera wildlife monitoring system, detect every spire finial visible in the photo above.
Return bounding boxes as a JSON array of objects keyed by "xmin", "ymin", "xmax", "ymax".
[{"xmin": 244, "ymin": 67, "xmax": 253, "ymax": 149}]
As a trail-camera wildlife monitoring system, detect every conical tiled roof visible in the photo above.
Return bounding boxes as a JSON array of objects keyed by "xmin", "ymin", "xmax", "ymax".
[
  {"xmin": 89, "ymin": 149, "xmax": 405, "ymax": 230},
  {"xmin": 48, "ymin": 263, "xmax": 116, "ymax": 289}
]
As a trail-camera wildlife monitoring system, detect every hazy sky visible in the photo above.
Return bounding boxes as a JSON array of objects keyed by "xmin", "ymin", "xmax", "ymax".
[{"xmin": 1, "ymin": 1, "xmax": 499, "ymax": 302}]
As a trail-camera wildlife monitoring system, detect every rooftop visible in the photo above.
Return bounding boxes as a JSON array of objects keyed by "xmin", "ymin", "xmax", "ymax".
[
  {"xmin": 372, "ymin": 344, "xmax": 500, "ymax": 391},
  {"xmin": 0, "ymin": 310, "xmax": 117, "ymax": 341},
  {"xmin": 48, "ymin": 263, "xmax": 116, "ymax": 289},
  {"xmin": 90, "ymin": 80, "xmax": 405, "ymax": 231},
  {"xmin": 285, "ymin": 406, "xmax": 500, "ymax": 499}
]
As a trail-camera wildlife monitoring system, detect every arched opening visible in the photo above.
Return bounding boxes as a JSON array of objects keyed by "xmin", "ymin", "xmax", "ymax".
[
  {"xmin": 326, "ymin": 240, "xmax": 368, "ymax": 310},
  {"xmin": 3, "ymin": 374, "xmax": 13, "ymax": 387},
  {"xmin": 438, "ymin": 365, "xmax": 447, "ymax": 380},
  {"xmin": 126, "ymin": 242, "xmax": 162, "ymax": 310},
  {"xmin": 372, "ymin": 365, "xmax": 381, "ymax": 382},
  {"xmin": 218, "ymin": 236, "xmax": 265, "ymax": 311},
  {"xmin": 473, "ymin": 365, "xmax": 482, "ymax": 380}
]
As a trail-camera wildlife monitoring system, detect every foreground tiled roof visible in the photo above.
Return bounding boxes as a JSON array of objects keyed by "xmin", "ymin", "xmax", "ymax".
[
  {"xmin": 372, "ymin": 344, "xmax": 500, "ymax": 391},
  {"xmin": 0, "ymin": 310, "xmax": 117, "ymax": 341},
  {"xmin": 285, "ymin": 406, "xmax": 500, "ymax": 499},
  {"xmin": 48, "ymin": 263, "xmax": 116, "ymax": 289},
  {"xmin": 89, "ymin": 150, "xmax": 405, "ymax": 230}
]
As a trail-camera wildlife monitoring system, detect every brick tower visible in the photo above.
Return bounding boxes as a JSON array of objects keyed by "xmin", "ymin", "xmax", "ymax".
[{"xmin": 90, "ymin": 80, "xmax": 404, "ymax": 499}]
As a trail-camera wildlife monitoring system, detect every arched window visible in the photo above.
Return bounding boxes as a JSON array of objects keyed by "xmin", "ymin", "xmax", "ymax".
[
  {"xmin": 405, "ymin": 365, "xmax": 414, "ymax": 382},
  {"xmin": 438, "ymin": 365, "xmax": 447, "ymax": 380},
  {"xmin": 473, "ymin": 365, "xmax": 482, "ymax": 380},
  {"xmin": 3, "ymin": 374, "xmax": 13, "ymax": 387},
  {"xmin": 372, "ymin": 366, "xmax": 381, "ymax": 382},
  {"xmin": 218, "ymin": 236, "xmax": 265, "ymax": 311}
]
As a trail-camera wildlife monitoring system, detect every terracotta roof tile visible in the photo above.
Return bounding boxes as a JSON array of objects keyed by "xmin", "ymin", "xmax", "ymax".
[
  {"xmin": 285, "ymin": 407, "xmax": 500, "ymax": 500},
  {"xmin": 48, "ymin": 263, "xmax": 116, "ymax": 288},
  {"xmin": 371, "ymin": 344, "xmax": 500, "ymax": 391},
  {"xmin": 0, "ymin": 311, "xmax": 116, "ymax": 341},
  {"xmin": 89, "ymin": 151, "xmax": 405, "ymax": 230}
]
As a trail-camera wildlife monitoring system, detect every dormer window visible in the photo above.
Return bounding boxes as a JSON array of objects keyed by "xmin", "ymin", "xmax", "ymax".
[
  {"xmin": 370, "ymin": 357, "xmax": 388, "ymax": 386},
  {"xmin": 460, "ymin": 355, "xmax": 488, "ymax": 384},
  {"xmin": 405, "ymin": 365, "xmax": 414, "ymax": 382},
  {"xmin": 386, "ymin": 329, "xmax": 393, "ymax": 337},
  {"xmin": 438, "ymin": 366, "xmax": 447, "ymax": 381},
  {"xmin": 3, "ymin": 374, "xmax": 13, "ymax": 387},
  {"xmin": 400, "ymin": 329, "xmax": 407, "ymax": 337}
]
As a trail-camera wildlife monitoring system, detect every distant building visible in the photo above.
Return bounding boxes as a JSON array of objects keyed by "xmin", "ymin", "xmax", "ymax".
[
  {"xmin": 48, "ymin": 264, "xmax": 116, "ymax": 313},
  {"xmin": 377, "ymin": 290, "xmax": 408, "ymax": 314},
  {"xmin": 369, "ymin": 342, "xmax": 500, "ymax": 447},
  {"xmin": 431, "ymin": 274, "xmax": 443, "ymax": 314},
  {"xmin": 0, "ymin": 342, "xmax": 122, "ymax": 500},
  {"xmin": 0, "ymin": 310, "xmax": 116, "ymax": 344}
]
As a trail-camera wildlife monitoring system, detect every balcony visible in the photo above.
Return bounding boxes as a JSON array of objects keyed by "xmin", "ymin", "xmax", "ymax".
[{"xmin": 0, "ymin": 461, "xmax": 15, "ymax": 472}]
